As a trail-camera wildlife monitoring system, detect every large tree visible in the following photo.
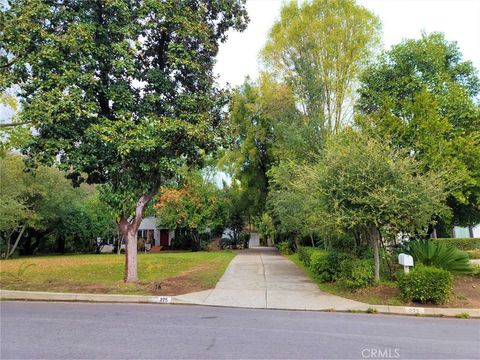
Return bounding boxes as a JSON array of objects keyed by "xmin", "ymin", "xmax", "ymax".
[
  {"xmin": 1, "ymin": 1, "xmax": 248, "ymax": 281},
  {"xmin": 222, "ymin": 74, "xmax": 298, "ymax": 219},
  {"xmin": 294, "ymin": 131, "xmax": 448, "ymax": 280},
  {"xmin": 356, "ymin": 32, "xmax": 480, "ymax": 227},
  {"xmin": 262, "ymin": 0, "xmax": 381, "ymax": 134}
]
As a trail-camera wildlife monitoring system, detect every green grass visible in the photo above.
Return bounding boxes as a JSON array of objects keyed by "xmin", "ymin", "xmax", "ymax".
[
  {"xmin": 455, "ymin": 312, "xmax": 470, "ymax": 319},
  {"xmin": 0, "ymin": 251, "xmax": 235, "ymax": 295}
]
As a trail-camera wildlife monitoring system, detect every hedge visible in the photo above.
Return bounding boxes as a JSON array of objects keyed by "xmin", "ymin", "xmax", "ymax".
[
  {"xmin": 338, "ymin": 259, "xmax": 375, "ymax": 289},
  {"xmin": 298, "ymin": 246, "xmax": 316, "ymax": 266},
  {"xmin": 433, "ymin": 238, "xmax": 480, "ymax": 251},
  {"xmin": 398, "ymin": 265, "xmax": 453, "ymax": 304},
  {"xmin": 310, "ymin": 250, "xmax": 351, "ymax": 282},
  {"xmin": 277, "ymin": 241, "xmax": 293, "ymax": 255}
]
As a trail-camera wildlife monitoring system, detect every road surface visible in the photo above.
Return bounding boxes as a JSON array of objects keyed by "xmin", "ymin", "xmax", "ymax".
[{"xmin": 1, "ymin": 301, "xmax": 479, "ymax": 359}]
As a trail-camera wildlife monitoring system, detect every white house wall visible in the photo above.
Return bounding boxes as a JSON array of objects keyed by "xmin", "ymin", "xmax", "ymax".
[
  {"xmin": 473, "ymin": 225, "xmax": 480, "ymax": 238},
  {"xmin": 139, "ymin": 216, "xmax": 160, "ymax": 245},
  {"xmin": 453, "ymin": 224, "xmax": 480, "ymax": 238}
]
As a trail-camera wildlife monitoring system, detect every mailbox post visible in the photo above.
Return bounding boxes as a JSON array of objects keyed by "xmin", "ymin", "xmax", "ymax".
[{"xmin": 398, "ymin": 253, "xmax": 414, "ymax": 273}]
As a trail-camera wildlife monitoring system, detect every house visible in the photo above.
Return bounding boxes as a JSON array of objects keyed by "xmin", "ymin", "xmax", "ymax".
[
  {"xmin": 137, "ymin": 216, "xmax": 175, "ymax": 248},
  {"xmin": 100, "ymin": 216, "xmax": 175, "ymax": 253},
  {"xmin": 452, "ymin": 224, "xmax": 480, "ymax": 238}
]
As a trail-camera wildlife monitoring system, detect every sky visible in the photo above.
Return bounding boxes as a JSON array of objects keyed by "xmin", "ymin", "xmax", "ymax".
[{"xmin": 214, "ymin": 0, "xmax": 480, "ymax": 87}]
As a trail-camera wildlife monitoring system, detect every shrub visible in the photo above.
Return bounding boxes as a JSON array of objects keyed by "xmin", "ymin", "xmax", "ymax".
[
  {"xmin": 237, "ymin": 232, "xmax": 251, "ymax": 249},
  {"xmin": 298, "ymin": 246, "xmax": 316, "ymax": 266},
  {"xmin": 338, "ymin": 259, "xmax": 375, "ymax": 289},
  {"xmin": 433, "ymin": 238, "xmax": 480, "ymax": 251},
  {"xmin": 277, "ymin": 241, "xmax": 293, "ymax": 255},
  {"xmin": 398, "ymin": 265, "xmax": 453, "ymax": 304},
  {"xmin": 221, "ymin": 237, "xmax": 235, "ymax": 249},
  {"xmin": 471, "ymin": 265, "xmax": 480, "ymax": 278},
  {"xmin": 310, "ymin": 250, "xmax": 351, "ymax": 282},
  {"xmin": 171, "ymin": 232, "xmax": 197, "ymax": 250},
  {"xmin": 406, "ymin": 239, "xmax": 472, "ymax": 273}
]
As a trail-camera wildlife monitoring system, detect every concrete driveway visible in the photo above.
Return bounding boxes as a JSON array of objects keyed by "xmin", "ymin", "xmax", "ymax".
[{"xmin": 176, "ymin": 247, "xmax": 369, "ymax": 311}]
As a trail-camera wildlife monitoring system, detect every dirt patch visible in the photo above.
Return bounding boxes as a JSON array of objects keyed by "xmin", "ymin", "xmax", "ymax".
[
  {"xmin": 143, "ymin": 273, "xmax": 208, "ymax": 296},
  {"xmin": 354, "ymin": 283, "xmax": 401, "ymax": 305},
  {"xmin": 445, "ymin": 275, "xmax": 480, "ymax": 308},
  {"xmin": 350, "ymin": 276, "xmax": 480, "ymax": 308},
  {"xmin": 140, "ymin": 262, "xmax": 219, "ymax": 295}
]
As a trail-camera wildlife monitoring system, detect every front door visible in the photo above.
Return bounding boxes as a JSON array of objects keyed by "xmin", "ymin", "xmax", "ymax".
[{"xmin": 160, "ymin": 230, "xmax": 169, "ymax": 247}]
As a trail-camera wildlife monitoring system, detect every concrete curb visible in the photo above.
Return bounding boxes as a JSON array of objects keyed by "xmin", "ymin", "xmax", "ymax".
[
  {"xmin": 0, "ymin": 290, "xmax": 175, "ymax": 304},
  {"xmin": 2, "ymin": 289, "xmax": 479, "ymax": 318},
  {"xmin": 368, "ymin": 304, "xmax": 480, "ymax": 318}
]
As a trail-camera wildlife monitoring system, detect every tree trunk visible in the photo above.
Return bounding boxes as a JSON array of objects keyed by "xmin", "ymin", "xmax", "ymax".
[
  {"xmin": 56, "ymin": 237, "xmax": 65, "ymax": 253},
  {"xmin": 124, "ymin": 229, "xmax": 138, "ymax": 282},
  {"xmin": 117, "ymin": 190, "xmax": 157, "ymax": 282},
  {"xmin": 7, "ymin": 225, "xmax": 26, "ymax": 259},
  {"xmin": 310, "ymin": 234, "xmax": 315, "ymax": 247},
  {"xmin": 369, "ymin": 227, "xmax": 380, "ymax": 282},
  {"xmin": 5, "ymin": 230, "xmax": 12, "ymax": 259},
  {"xmin": 293, "ymin": 234, "xmax": 300, "ymax": 250}
]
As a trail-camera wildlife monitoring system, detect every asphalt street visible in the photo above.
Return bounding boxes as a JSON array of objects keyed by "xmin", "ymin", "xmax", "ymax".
[{"xmin": 1, "ymin": 301, "xmax": 479, "ymax": 359}]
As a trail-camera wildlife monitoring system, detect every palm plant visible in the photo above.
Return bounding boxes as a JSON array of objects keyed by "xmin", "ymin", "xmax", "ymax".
[{"xmin": 406, "ymin": 240, "xmax": 472, "ymax": 273}]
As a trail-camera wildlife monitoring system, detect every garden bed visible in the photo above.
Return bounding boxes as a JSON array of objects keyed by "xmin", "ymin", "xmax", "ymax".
[
  {"xmin": 0, "ymin": 251, "xmax": 234, "ymax": 296},
  {"xmin": 288, "ymin": 253, "xmax": 480, "ymax": 309}
]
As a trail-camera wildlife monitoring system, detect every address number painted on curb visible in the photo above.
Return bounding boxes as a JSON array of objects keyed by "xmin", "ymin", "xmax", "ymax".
[
  {"xmin": 155, "ymin": 296, "xmax": 172, "ymax": 304},
  {"xmin": 405, "ymin": 307, "xmax": 424, "ymax": 314}
]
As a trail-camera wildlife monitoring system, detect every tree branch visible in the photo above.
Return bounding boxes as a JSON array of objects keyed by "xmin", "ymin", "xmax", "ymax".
[{"xmin": 0, "ymin": 121, "xmax": 32, "ymax": 128}]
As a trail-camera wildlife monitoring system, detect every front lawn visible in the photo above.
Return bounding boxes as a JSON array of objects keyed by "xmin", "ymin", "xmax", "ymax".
[
  {"xmin": 0, "ymin": 251, "xmax": 234, "ymax": 296},
  {"xmin": 288, "ymin": 253, "xmax": 480, "ymax": 308}
]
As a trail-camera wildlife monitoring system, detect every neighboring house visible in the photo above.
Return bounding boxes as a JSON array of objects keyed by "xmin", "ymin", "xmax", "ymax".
[{"xmin": 452, "ymin": 224, "xmax": 480, "ymax": 238}]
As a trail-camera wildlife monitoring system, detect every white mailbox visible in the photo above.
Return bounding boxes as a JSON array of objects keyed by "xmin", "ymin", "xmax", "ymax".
[{"xmin": 398, "ymin": 253, "xmax": 414, "ymax": 273}]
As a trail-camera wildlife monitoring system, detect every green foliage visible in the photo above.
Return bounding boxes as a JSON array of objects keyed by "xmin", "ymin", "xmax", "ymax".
[
  {"xmin": 222, "ymin": 75, "xmax": 299, "ymax": 218},
  {"xmin": 263, "ymin": 0, "xmax": 381, "ymax": 132},
  {"xmin": 298, "ymin": 247, "xmax": 316, "ymax": 267},
  {"xmin": 154, "ymin": 169, "xmax": 230, "ymax": 237},
  {"xmin": 433, "ymin": 238, "xmax": 480, "ymax": 251},
  {"xmin": 0, "ymin": 154, "xmax": 30, "ymax": 235},
  {"xmin": 471, "ymin": 265, "xmax": 480, "ymax": 279},
  {"xmin": 277, "ymin": 241, "xmax": 293, "ymax": 255},
  {"xmin": 289, "ymin": 130, "xmax": 448, "ymax": 280},
  {"xmin": 0, "ymin": 154, "xmax": 116, "ymax": 255},
  {"xmin": 338, "ymin": 259, "xmax": 375, "ymax": 289},
  {"xmin": 308, "ymin": 131, "xmax": 448, "ymax": 234},
  {"xmin": 398, "ymin": 265, "xmax": 453, "ymax": 304},
  {"xmin": 357, "ymin": 32, "xmax": 480, "ymax": 226},
  {"xmin": 1, "ymin": 0, "xmax": 248, "ymax": 226},
  {"xmin": 255, "ymin": 212, "xmax": 277, "ymax": 244},
  {"xmin": 406, "ymin": 239, "xmax": 472, "ymax": 274},
  {"xmin": 309, "ymin": 250, "xmax": 351, "ymax": 282},
  {"xmin": 221, "ymin": 232, "xmax": 250, "ymax": 250},
  {"xmin": 170, "ymin": 231, "xmax": 212, "ymax": 252},
  {"xmin": 268, "ymin": 160, "xmax": 323, "ymax": 238},
  {"xmin": 237, "ymin": 232, "xmax": 251, "ymax": 249}
]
